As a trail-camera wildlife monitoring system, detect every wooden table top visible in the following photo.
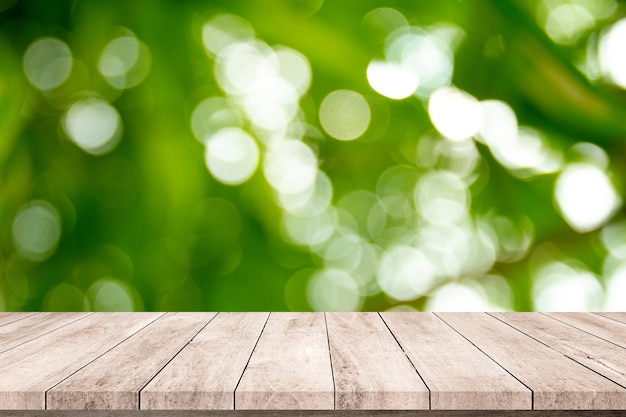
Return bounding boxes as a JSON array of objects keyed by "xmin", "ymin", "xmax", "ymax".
[{"xmin": 0, "ymin": 312, "xmax": 626, "ymax": 412}]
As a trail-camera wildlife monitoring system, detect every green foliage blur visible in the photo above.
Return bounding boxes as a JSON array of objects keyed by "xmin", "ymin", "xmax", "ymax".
[{"xmin": 2, "ymin": 0, "xmax": 626, "ymax": 312}]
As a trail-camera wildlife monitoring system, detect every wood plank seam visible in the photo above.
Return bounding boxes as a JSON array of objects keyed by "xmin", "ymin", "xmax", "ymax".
[
  {"xmin": 540, "ymin": 313, "xmax": 626, "ymax": 352},
  {"xmin": 434, "ymin": 313, "xmax": 536, "ymax": 410},
  {"xmin": 0, "ymin": 312, "xmax": 95, "ymax": 356},
  {"xmin": 322, "ymin": 313, "xmax": 336, "ymax": 410},
  {"xmin": 231, "ymin": 313, "xmax": 271, "ymax": 410},
  {"xmin": 377, "ymin": 313, "xmax": 432, "ymax": 410},
  {"xmin": 594, "ymin": 312, "xmax": 626, "ymax": 326},
  {"xmin": 43, "ymin": 313, "xmax": 167, "ymax": 410},
  {"xmin": 512, "ymin": 313, "xmax": 626, "ymax": 388},
  {"xmin": 135, "ymin": 312, "xmax": 221, "ymax": 410},
  {"xmin": 0, "ymin": 312, "xmax": 41, "ymax": 328},
  {"xmin": 493, "ymin": 313, "xmax": 626, "ymax": 391}
]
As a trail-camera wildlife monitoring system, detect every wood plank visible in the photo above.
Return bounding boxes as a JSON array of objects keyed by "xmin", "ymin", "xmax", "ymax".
[
  {"xmin": 381, "ymin": 312, "xmax": 530, "ymax": 410},
  {"xmin": 235, "ymin": 313, "xmax": 334, "ymax": 410},
  {"xmin": 493, "ymin": 312, "xmax": 626, "ymax": 392},
  {"xmin": 141, "ymin": 312, "xmax": 269, "ymax": 410},
  {"xmin": 3, "ymin": 411, "xmax": 626, "ymax": 417},
  {"xmin": 596, "ymin": 312, "xmax": 626, "ymax": 327},
  {"xmin": 326, "ymin": 313, "xmax": 428, "ymax": 410},
  {"xmin": 0, "ymin": 312, "xmax": 91, "ymax": 354},
  {"xmin": 0, "ymin": 312, "xmax": 162, "ymax": 410},
  {"xmin": 0, "ymin": 312, "xmax": 40, "ymax": 327},
  {"xmin": 437, "ymin": 313, "xmax": 626, "ymax": 410},
  {"xmin": 47, "ymin": 312, "xmax": 216, "ymax": 410},
  {"xmin": 546, "ymin": 313, "xmax": 626, "ymax": 349}
]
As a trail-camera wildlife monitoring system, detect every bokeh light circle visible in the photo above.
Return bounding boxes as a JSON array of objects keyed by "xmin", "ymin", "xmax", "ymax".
[
  {"xmin": 319, "ymin": 90, "xmax": 371, "ymax": 141},
  {"xmin": 63, "ymin": 98, "xmax": 122, "ymax": 155},
  {"xmin": 23, "ymin": 37, "xmax": 73, "ymax": 91},
  {"xmin": 205, "ymin": 127, "xmax": 260, "ymax": 185},
  {"xmin": 12, "ymin": 200, "xmax": 61, "ymax": 262}
]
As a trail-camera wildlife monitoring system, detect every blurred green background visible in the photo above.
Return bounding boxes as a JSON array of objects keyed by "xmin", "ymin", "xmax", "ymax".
[{"xmin": 2, "ymin": 0, "xmax": 626, "ymax": 312}]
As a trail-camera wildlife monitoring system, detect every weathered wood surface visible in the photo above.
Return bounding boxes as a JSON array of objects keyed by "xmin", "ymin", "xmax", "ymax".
[
  {"xmin": 1, "ymin": 312, "xmax": 626, "ymax": 411},
  {"xmin": 438, "ymin": 313, "xmax": 626, "ymax": 410},
  {"xmin": 47, "ymin": 313, "xmax": 216, "ymax": 410},
  {"xmin": 326, "ymin": 312, "xmax": 428, "ymax": 410},
  {"xmin": 142, "ymin": 312, "xmax": 267, "ymax": 410},
  {"xmin": 381, "ymin": 312, "xmax": 531, "ymax": 410},
  {"xmin": 235, "ymin": 313, "xmax": 334, "ymax": 410}
]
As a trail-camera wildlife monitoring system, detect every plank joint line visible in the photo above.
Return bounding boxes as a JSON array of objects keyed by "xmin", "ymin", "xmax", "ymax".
[
  {"xmin": 44, "ymin": 313, "xmax": 166, "ymax": 410},
  {"xmin": 323, "ymin": 312, "xmax": 336, "ymax": 410},
  {"xmin": 377, "ymin": 312, "xmax": 431, "ymax": 410},
  {"xmin": 137, "ymin": 312, "xmax": 221, "ymax": 410},
  {"xmin": 541, "ymin": 312, "xmax": 626, "ymax": 351},
  {"xmin": 435, "ymin": 313, "xmax": 536, "ymax": 410},
  {"xmin": 232, "ymin": 312, "xmax": 270, "ymax": 410}
]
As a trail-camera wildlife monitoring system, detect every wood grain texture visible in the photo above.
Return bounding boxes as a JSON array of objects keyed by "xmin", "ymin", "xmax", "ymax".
[
  {"xmin": 0, "ymin": 312, "xmax": 40, "ymax": 327},
  {"xmin": 438, "ymin": 313, "xmax": 626, "ymax": 410},
  {"xmin": 2, "ymin": 411, "xmax": 626, "ymax": 417},
  {"xmin": 0, "ymin": 312, "xmax": 91, "ymax": 354},
  {"xmin": 141, "ymin": 312, "xmax": 269, "ymax": 410},
  {"xmin": 5, "ymin": 411, "xmax": 626, "ymax": 417},
  {"xmin": 492, "ymin": 312, "xmax": 626, "ymax": 391},
  {"xmin": 47, "ymin": 313, "xmax": 216, "ymax": 410},
  {"xmin": 235, "ymin": 313, "xmax": 334, "ymax": 410},
  {"xmin": 326, "ymin": 313, "xmax": 428, "ymax": 410},
  {"xmin": 597, "ymin": 312, "xmax": 626, "ymax": 326},
  {"xmin": 0, "ymin": 313, "xmax": 162, "ymax": 410},
  {"xmin": 381, "ymin": 312, "xmax": 531, "ymax": 410},
  {"xmin": 546, "ymin": 313, "xmax": 626, "ymax": 349}
]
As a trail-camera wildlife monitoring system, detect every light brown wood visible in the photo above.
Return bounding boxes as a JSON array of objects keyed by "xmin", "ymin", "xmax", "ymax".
[
  {"xmin": 235, "ymin": 313, "xmax": 334, "ymax": 410},
  {"xmin": 2, "ymin": 312, "xmax": 626, "ymax": 411},
  {"xmin": 0, "ymin": 312, "xmax": 91, "ymax": 354},
  {"xmin": 438, "ymin": 313, "xmax": 626, "ymax": 410},
  {"xmin": 381, "ymin": 312, "xmax": 531, "ymax": 410},
  {"xmin": 493, "ymin": 312, "xmax": 626, "ymax": 391},
  {"xmin": 47, "ymin": 313, "xmax": 216, "ymax": 410},
  {"xmin": 326, "ymin": 312, "xmax": 428, "ymax": 410},
  {"xmin": 597, "ymin": 312, "xmax": 626, "ymax": 325},
  {"xmin": 141, "ymin": 312, "xmax": 269, "ymax": 410},
  {"xmin": 0, "ymin": 312, "xmax": 40, "ymax": 327},
  {"xmin": 0, "ymin": 312, "xmax": 162, "ymax": 410},
  {"xmin": 546, "ymin": 313, "xmax": 626, "ymax": 349}
]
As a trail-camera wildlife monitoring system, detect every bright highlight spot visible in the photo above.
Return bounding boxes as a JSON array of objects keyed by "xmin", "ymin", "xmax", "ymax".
[
  {"xmin": 555, "ymin": 163, "xmax": 621, "ymax": 232},
  {"xmin": 12, "ymin": 200, "xmax": 61, "ymax": 262},
  {"xmin": 98, "ymin": 33, "xmax": 151, "ymax": 89},
  {"xmin": 545, "ymin": 5, "xmax": 595, "ymax": 44},
  {"xmin": 191, "ymin": 97, "xmax": 243, "ymax": 144},
  {"xmin": 278, "ymin": 170, "xmax": 333, "ymax": 217},
  {"xmin": 205, "ymin": 127, "xmax": 260, "ymax": 185},
  {"xmin": 428, "ymin": 87, "xmax": 481, "ymax": 141},
  {"xmin": 533, "ymin": 261, "xmax": 603, "ymax": 311},
  {"xmin": 604, "ymin": 264, "xmax": 626, "ymax": 310},
  {"xmin": 275, "ymin": 47, "xmax": 312, "ymax": 97},
  {"xmin": 308, "ymin": 268, "xmax": 362, "ymax": 311},
  {"xmin": 600, "ymin": 18, "xmax": 626, "ymax": 89},
  {"xmin": 88, "ymin": 279, "xmax": 135, "ymax": 311},
  {"xmin": 202, "ymin": 14, "xmax": 254, "ymax": 56},
  {"xmin": 282, "ymin": 209, "xmax": 335, "ymax": 247},
  {"xmin": 386, "ymin": 28, "xmax": 458, "ymax": 98},
  {"xmin": 63, "ymin": 98, "xmax": 122, "ymax": 155},
  {"xmin": 425, "ymin": 282, "xmax": 493, "ymax": 311},
  {"xmin": 23, "ymin": 38, "xmax": 72, "ymax": 91},
  {"xmin": 377, "ymin": 246, "xmax": 435, "ymax": 301},
  {"xmin": 479, "ymin": 101, "xmax": 562, "ymax": 176},
  {"xmin": 415, "ymin": 170, "xmax": 468, "ymax": 225},
  {"xmin": 367, "ymin": 60, "xmax": 419, "ymax": 99},
  {"xmin": 264, "ymin": 140, "xmax": 317, "ymax": 194},
  {"xmin": 319, "ymin": 90, "xmax": 371, "ymax": 141}
]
